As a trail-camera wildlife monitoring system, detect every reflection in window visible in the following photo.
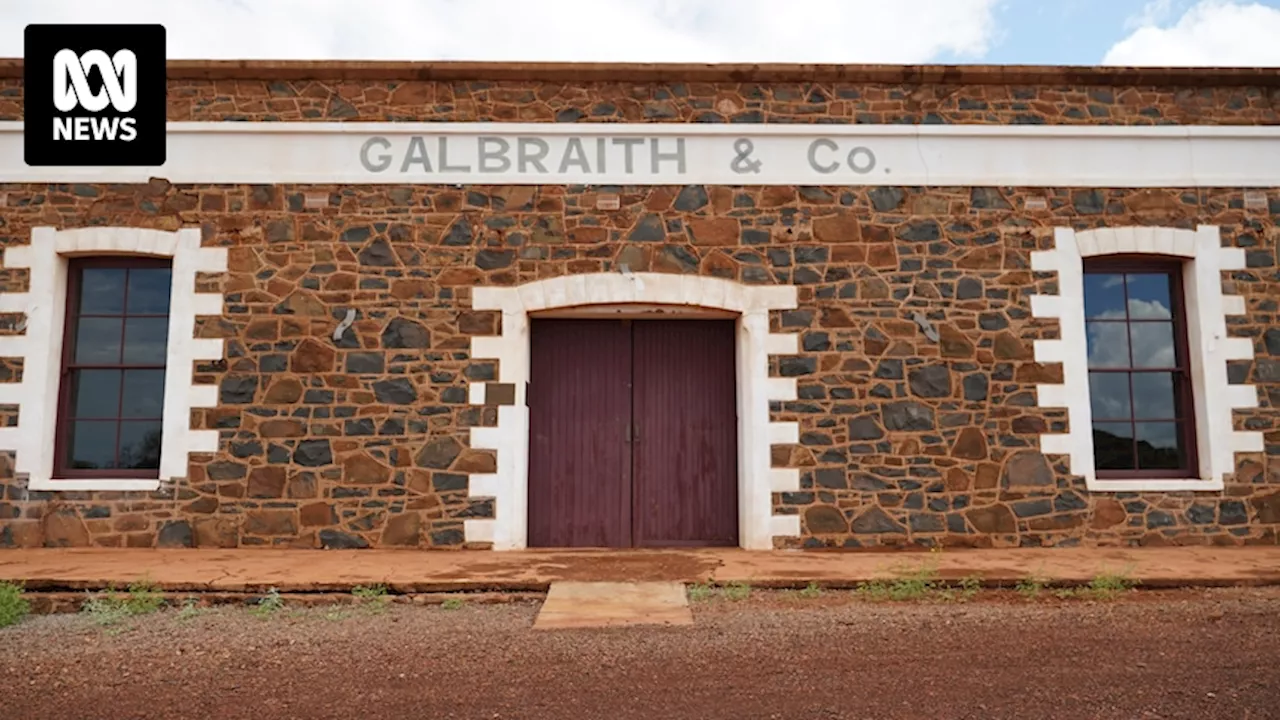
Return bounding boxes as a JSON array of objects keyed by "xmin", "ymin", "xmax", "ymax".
[
  {"xmin": 57, "ymin": 260, "xmax": 171, "ymax": 476},
  {"xmin": 1083, "ymin": 261, "xmax": 1196, "ymax": 478}
]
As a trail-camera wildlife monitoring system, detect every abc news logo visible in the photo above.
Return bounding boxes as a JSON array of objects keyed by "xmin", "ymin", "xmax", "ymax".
[{"xmin": 24, "ymin": 24, "xmax": 166, "ymax": 167}]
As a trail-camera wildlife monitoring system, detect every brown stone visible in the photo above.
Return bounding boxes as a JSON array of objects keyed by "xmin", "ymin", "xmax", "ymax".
[
  {"xmin": 113, "ymin": 514, "xmax": 149, "ymax": 532},
  {"xmin": 1251, "ymin": 492, "xmax": 1280, "ymax": 524},
  {"xmin": 956, "ymin": 245, "xmax": 1003, "ymax": 269},
  {"xmin": 951, "ymin": 427, "xmax": 989, "ymax": 460},
  {"xmin": 965, "ymin": 505, "xmax": 1016, "ymax": 534},
  {"xmin": 993, "ymin": 332, "xmax": 1031, "ymax": 360},
  {"xmin": 42, "ymin": 508, "xmax": 89, "ymax": 547},
  {"xmin": 453, "ymin": 450, "xmax": 497, "ymax": 474},
  {"xmin": 193, "ymin": 517, "xmax": 239, "ymax": 548},
  {"xmin": 865, "ymin": 244, "xmax": 898, "ymax": 268},
  {"xmin": 248, "ymin": 466, "xmax": 287, "ymax": 498},
  {"xmin": 1091, "ymin": 499, "xmax": 1128, "ymax": 529},
  {"xmin": 381, "ymin": 512, "xmax": 422, "ymax": 547},
  {"xmin": 458, "ymin": 311, "xmax": 497, "ymax": 335},
  {"xmin": 244, "ymin": 509, "xmax": 296, "ymax": 536},
  {"xmin": 260, "ymin": 419, "xmax": 306, "ymax": 438},
  {"xmin": 300, "ymin": 502, "xmax": 336, "ymax": 527},
  {"xmin": 946, "ymin": 467, "xmax": 972, "ymax": 491},
  {"xmin": 687, "ymin": 218, "xmax": 739, "ymax": 246},
  {"xmin": 804, "ymin": 505, "xmax": 848, "ymax": 534},
  {"xmin": 281, "ymin": 291, "xmax": 327, "ymax": 316},
  {"xmin": 1128, "ymin": 189, "xmax": 1183, "ymax": 214},
  {"xmin": 939, "ymin": 325, "xmax": 975, "ymax": 358},
  {"xmin": 264, "ymin": 377, "xmax": 304, "ymax": 404},
  {"xmin": 292, "ymin": 338, "xmax": 336, "ymax": 373},
  {"xmin": 812, "ymin": 212, "xmax": 861, "ymax": 243},
  {"xmin": 1001, "ymin": 450, "xmax": 1055, "ymax": 489},
  {"xmin": 343, "ymin": 452, "xmax": 391, "ymax": 485}
]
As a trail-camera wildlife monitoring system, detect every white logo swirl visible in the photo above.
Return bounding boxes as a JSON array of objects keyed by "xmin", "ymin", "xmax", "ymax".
[{"xmin": 52, "ymin": 48, "xmax": 137, "ymax": 113}]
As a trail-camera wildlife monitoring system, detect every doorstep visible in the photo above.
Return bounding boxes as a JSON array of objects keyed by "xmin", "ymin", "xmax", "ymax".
[{"xmin": 1, "ymin": 546, "xmax": 1278, "ymax": 593}]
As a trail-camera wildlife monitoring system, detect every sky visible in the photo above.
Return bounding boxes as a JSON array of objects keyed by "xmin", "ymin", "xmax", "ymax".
[{"xmin": 1, "ymin": 0, "xmax": 1280, "ymax": 65}]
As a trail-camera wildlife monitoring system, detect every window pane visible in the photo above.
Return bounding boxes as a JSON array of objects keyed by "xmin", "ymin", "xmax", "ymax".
[
  {"xmin": 68, "ymin": 420, "xmax": 117, "ymax": 470},
  {"xmin": 118, "ymin": 421, "xmax": 162, "ymax": 470},
  {"xmin": 1125, "ymin": 274, "xmax": 1173, "ymax": 319},
  {"xmin": 70, "ymin": 369, "xmax": 121, "ymax": 419},
  {"xmin": 1086, "ymin": 321, "xmax": 1131, "ymax": 369},
  {"xmin": 74, "ymin": 318, "xmax": 123, "ymax": 364},
  {"xmin": 78, "ymin": 268, "xmax": 126, "ymax": 315},
  {"xmin": 1136, "ymin": 422, "xmax": 1184, "ymax": 470},
  {"xmin": 122, "ymin": 318, "xmax": 169, "ymax": 364},
  {"xmin": 1129, "ymin": 321, "xmax": 1176, "ymax": 369},
  {"xmin": 126, "ymin": 268, "xmax": 172, "ymax": 315},
  {"xmin": 1088, "ymin": 372, "xmax": 1132, "ymax": 421},
  {"xmin": 1084, "ymin": 274, "xmax": 1127, "ymax": 319},
  {"xmin": 1131, "ymin": 372, "xmax": 1178, "ymax": 420},
  {"xmin": 1093, "ymin": 422, "xmax": 1136, "ymax": 470},
  {"xmin": 121, "ymin": 370, "xmax": 165, "ymax": 419}
]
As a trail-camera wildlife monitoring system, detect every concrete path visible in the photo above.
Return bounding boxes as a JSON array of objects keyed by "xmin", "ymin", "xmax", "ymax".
[
  {"xmin": 533, "ymin": 581, "xmax": 692, "ymax": 629},
  {"xmin": 1, "ymin": 546, "xmax": 1278, "ymax": 592}
]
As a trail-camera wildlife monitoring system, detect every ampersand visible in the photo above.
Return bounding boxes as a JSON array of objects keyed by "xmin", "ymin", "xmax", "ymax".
[{"xmin": 730, "ymin": 138, "xmax": 763, "ymax": 174}]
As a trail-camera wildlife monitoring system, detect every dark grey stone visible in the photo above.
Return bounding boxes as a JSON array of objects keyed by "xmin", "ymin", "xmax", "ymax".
[
  {"xmin": 476, "ymin": 250, "xmax": 514, "ymax": 270},
  {"xmin": 220, "ymin": 376, "xmax": 257, "ymax": 404},
  {"xmin": 660, "ymin": 245, "xmax": 699, "ymax": 273},
  {"xmin": 963, "ymin": 373, "xmax": 989, "ymax": 402},
  {"xmin": 956, "ymin": 277, "xmax": 984, "ymax": 300},
  {"xmin": 896, "ymin": 220, "xmax": 941, "ymax": 242},
  {"xmin": 345, "ymin": 418, "xmax": 376, "ymax": 436},
  {"xmin": 417, "ymin": 437, "xmax": 462, "ymax": 469},
  {"xmin": 443, "ymin": 220, "xmax": 473, "ymax": 246},
  {"xmin": 382, "ymin": 317, "xmax": 431, "ymax": 349},
  {"xmin": 1256, "ymin": 359, "xmax": 1280, "ymax": 383},
  {"xmin": 1012, "ymin": 499, "xmax": 1053, "ymax": 517},
  {"xmin": 207, "ymin": 461, "xmax": 247, "ymax": 480},
  {"xmin": 346, "ymin": 353, "xmax": 385, "ymax": 374},
  {"xmin": 1220, "ymin": 500, "xmax": 1248, "ymax": 525},
  {"xmin": 628, "ymin": 213, "xmax": 666, "ymax": 242},
  {"xmin": 779, "ymin": 357, "xmax": 817, "ymax": 377},
  {"xmin": 373, "ymin": 378, "xmax": 417, "ymax": 405},
  {"xmin": 1187, "ymin": 503, "xmax": 1216, "ymax": 525},
  {"xmin": 908, "ymin": 365, "xmax": 951, "ymax": 398},
  {"xmin": 1265, "ymin": 329, "xmax": 1280, "ymax": 356},
  {"xmin": 158, "ymin": 521, "xmax": 193, "ymax": 548},
  {"xmin": 358, "ymin": 238, "xmax": 397, "ymax": 267},
  {"xmin": 852, "ymin": 507, "xmax": 906, "ymax": 534},
  {"xmin": 1053, "ymin": 491, "xmax": 1088, "ymax": 512},
  {"xmin": 293, "ymin": 440, "xmax": 333, "ymax": 467},
  {"xmin": 868, "ymin": 187, "xmax": 904, "ymax": 212},
  {"xmin": 1146, "ymin": 510, "xmax": 1176, "ymax": 529},
  {"xmin": 802, "ymin": 332, "xmax": 830, "ymax": 352},
  {"xmin": 230, "ymin": 441, "xmax": 264, "ymax": 458},
  {"xmin": 882, "ymin": 401, "xmax": 936, "ymax": 431},
  {"xmin": 979, "ymin": 313, "xmax": 1009, "ymax": 331},
  {"xmin": 340, "ymin": 226, "xmax": 372, "ymax": 244},
  {"xmin": 319, "ymin": 530, "xmax": 369, "ymax": 549},
  {"xmin": 674, "ymin": 185, "xmax": 709, "ymax": 211},
  {"xmin": 814, "ymin": 468, "xmax": 847, "ymax": 489},
  {"xmin": 1073, "ymin": 190, "xmax": 1105, "ymax": 215},
  {"xmin": 432, "ymin": 473, "xmax": 468, "ymax": 492},
  {"xmin": 970, "ymin": 187, "xmax": 1012, "ymax": 209},
  {"xmin": 909, "ymin": 514, "xmax": 945, "ymax": 533},
  {"xmin": 874, "ymin": 359, "xmax": 903, "ymax": 380},
  {"xmin": 848, "ymin": 415, "xmax": 885, "ymax": 441},
  {"xmin": 430, "ymin": 528, "xmax": 465, "ymax": 546}
]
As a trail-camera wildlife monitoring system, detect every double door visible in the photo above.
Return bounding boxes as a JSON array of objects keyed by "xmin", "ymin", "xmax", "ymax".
[{"xmin": 527, "ymin": 318, "xmax": 738, "ymax": 548}]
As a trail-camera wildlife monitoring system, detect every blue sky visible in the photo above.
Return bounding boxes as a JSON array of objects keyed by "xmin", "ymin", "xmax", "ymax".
[{"xmin": 3, "ymin": 0, "xmax": 1280, "ymax": 65}]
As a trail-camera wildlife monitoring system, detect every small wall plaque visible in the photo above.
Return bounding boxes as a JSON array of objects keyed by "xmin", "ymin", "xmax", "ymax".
[
  {"xmin": 596, "ymin": 194, "xmax": 621, "ymax": 210},
  {"xmin": 1244, "ymin": 191, "xmax": 1268, "ymax": 210},
  {"xmin": 1024, "ymin": 196, "xmax": 1048, "ymax": 211},
  {"xmin": 303, "ymin": 192, "xmax": 330, "ymax": 209}
]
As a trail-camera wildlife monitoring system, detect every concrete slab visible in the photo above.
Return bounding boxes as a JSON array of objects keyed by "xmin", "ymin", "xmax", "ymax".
[
  {"xmin": 534, "ymin": 581, "xmax": 692, "ymax": 630},
  {"xmin": 2, "ymin": 547, "xmax": 1279, "ymax": 593}
]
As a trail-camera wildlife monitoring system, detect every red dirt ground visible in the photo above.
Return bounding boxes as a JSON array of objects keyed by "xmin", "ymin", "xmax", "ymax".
[{"xmin": 2, "ymin": 587, "xmax": 1278, "ymax": 720}]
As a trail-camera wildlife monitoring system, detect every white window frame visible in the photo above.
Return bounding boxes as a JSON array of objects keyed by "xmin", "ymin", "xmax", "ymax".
[
  {"xmin": 0, "ymin": 227, "xmax": 227, "ymax": 491},
  {"xmin": 1030, "ymin": 225, "xmax": 1263, "ymax": 492}
]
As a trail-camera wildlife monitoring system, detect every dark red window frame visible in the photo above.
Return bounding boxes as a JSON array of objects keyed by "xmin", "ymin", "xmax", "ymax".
[
  {"xmin": 1083, "ymin": 255, "xmax": 1198, "ymax": 480},
  {"xmin": 53, "ymin": 257, "xmax": 171, "ymax": 479}
]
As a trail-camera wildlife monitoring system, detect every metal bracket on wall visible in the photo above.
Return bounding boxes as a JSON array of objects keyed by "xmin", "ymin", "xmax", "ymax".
[
  {"xmin": 13, "ymin": 471, "xmax": 29, "ymax": 490},
  {"xmin": 912, "ymin": 311, "xmax": 940, "ymax": 343},
  {"xmin": 333, "ymin": 308, "xmax": 357, "ymax": 342}
]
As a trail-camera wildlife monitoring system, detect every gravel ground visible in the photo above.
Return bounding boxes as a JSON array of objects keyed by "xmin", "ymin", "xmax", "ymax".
[{"xmin": 2, "ymin": 587, "xmax": 1278, "ymax": 720}]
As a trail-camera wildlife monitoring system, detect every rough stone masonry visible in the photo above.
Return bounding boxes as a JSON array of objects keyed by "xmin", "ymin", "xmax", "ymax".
[{"xmin": 0, "ymin": 64, "xmax": 1278, "ymax": 550}]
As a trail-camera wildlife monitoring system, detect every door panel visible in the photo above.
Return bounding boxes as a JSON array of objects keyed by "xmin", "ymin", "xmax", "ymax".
[
  {"xmin": 526, "ymin": 319, "xmax": 632, "ymax": 548},
  {"xmin": 631, "ymin": 320, "xmax": 739, "ymax": 547}
]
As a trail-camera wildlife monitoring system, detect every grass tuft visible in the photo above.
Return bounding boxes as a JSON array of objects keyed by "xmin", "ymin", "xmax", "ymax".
[
  {"xmin": 0, "ymin": 581, "xmax": 30, "ymax": 628},
  {"xmin": 250, "ymin": 588, "xmax": 285, "ymax": 619}
]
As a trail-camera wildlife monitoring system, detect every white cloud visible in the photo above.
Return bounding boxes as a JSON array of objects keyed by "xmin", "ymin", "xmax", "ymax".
[
  {"xmin": 0, "ymin": 0, "xmax": 1000, "ymax": 63},
  {"xmin": 1105, "ymin": 0, "xmax": 1280, "ymax": 66}
]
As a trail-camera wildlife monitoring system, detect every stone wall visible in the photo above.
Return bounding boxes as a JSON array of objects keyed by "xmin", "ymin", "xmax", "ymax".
[
  {"xmin": 1, "ymin": 77, "xmax": 1279, "ymax": 125},
  {"xmin": 0, "ymin": 180, "xmax": 1277, "ymax": 550}
]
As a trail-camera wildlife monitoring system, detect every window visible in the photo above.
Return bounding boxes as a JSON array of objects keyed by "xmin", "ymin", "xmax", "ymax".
[
  {"xmin": 53, "ymin": 258, "xmax": 172, "ymax": 478},
  {"xmin": 1082, "ymin": 257, "xmax": 1197, "ymax": 479}
]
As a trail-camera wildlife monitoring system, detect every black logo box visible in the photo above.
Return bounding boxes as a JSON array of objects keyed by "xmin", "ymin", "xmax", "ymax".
[{"xmin": 24, "ymin": 24, "xmax": 166, "ymax": 167}]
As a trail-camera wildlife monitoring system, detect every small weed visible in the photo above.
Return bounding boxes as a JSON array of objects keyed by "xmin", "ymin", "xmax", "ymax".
[
  {"xmin": 686, "ymin": 581, "xmax": 715, "ymax": 602},
  {"xmin": 82, "ymin": 579, "xmax": 165, "ymax": 627},
  {"xmin": 854, "ymin": 579, "xmax": 893, "ymax": 602},
  {"xmin": 175, "ymin": 597, "xmax": 203, "ymax": 622},
  {"xmin": 1016, "ymin": 574, "xmax": 1051, "ymax": 600},
  {"xmin": 797, "ymin": 582, "xmax": 823, "ymax": 600},
  {"xmin": 440, "ymin": 597, "xmax": 465, "ymax": 611},
  {"xmin": 251, "ymin": 588, "xmax": 285, "ymax": 619},
  {"xmin": 352, "ymin": 584, "xmax": 391, "ymax": 613},
  {"xmin": 938, "ymin": 575, "xmax": 983, "ymax": 603},
  {"xmin": 723, "ymin": 582, "xmax": 751, "ymax": 602},
  {"xmin": 1054, "ymin": 587, "xmax": 1079, "ymax": 600},
  {"xmin": 1084, "ymin": 569, "xmax": 1136, "ymax": 601},
  {"xmin": 855, "ymin": 560, "xmax": 942, "ymax": 602},
  {"xmin": 0, "ymin": 581, "xmax": 30, "ymax": 628},
  {"xmin": 323, "ymin": 607, "xmax": 350, "ymax": 622}
]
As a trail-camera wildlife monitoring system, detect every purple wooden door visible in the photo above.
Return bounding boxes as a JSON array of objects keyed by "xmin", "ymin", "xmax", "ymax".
[
  {"xmin": 632, "ymin": 320, "xmax": 739, "ymax": 547},
  {"xmin": 527, "ymin": 319, "xmax": 632, "ymax": 548}
]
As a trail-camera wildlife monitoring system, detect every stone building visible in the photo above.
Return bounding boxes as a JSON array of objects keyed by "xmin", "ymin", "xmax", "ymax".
[{"xmin": 0, "ymin": 61, "xmax": 1277, "ymax": 551}]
